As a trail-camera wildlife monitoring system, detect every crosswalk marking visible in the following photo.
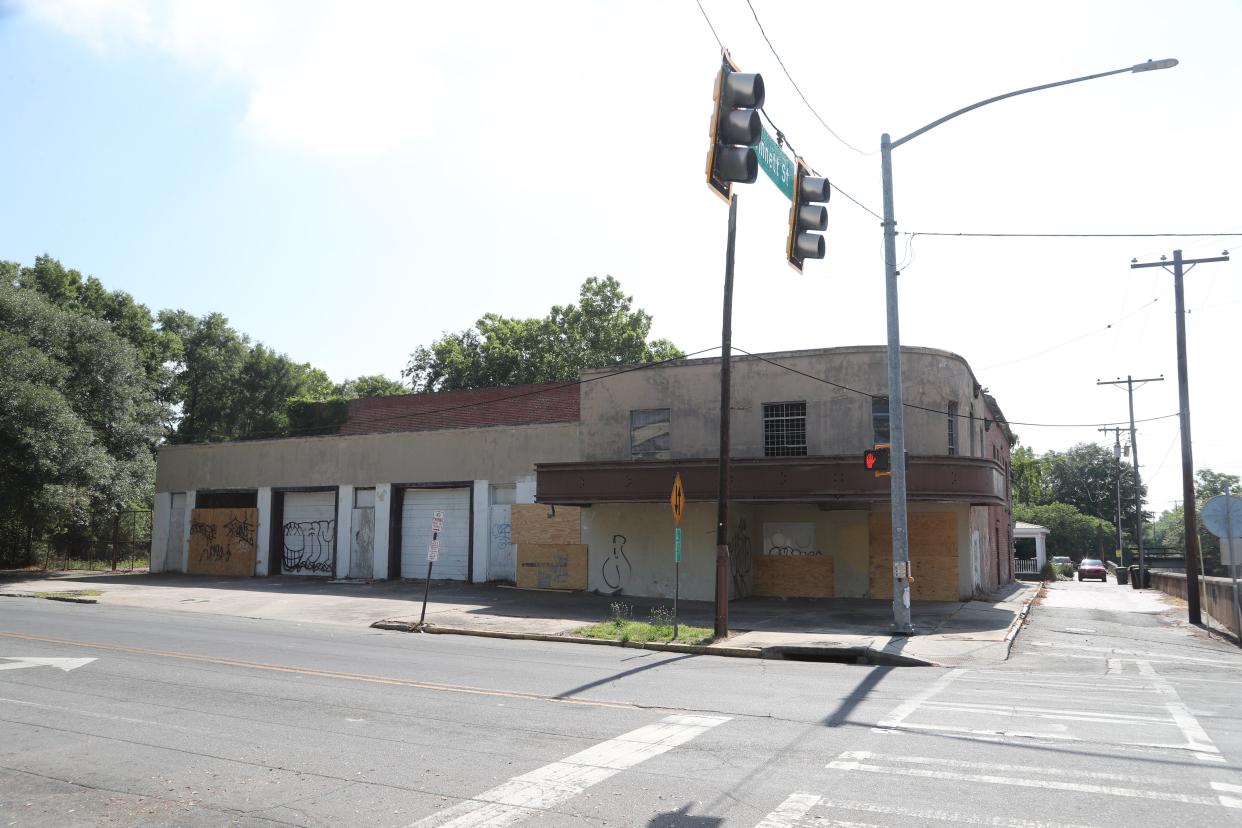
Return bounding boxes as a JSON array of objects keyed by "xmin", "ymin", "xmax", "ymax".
[
  {"xmin": 873, "ymin": 668, "xmax": 963, "ymax": 731},
  {"xmin": 1212, "ymin": 782, "xmax": 1242, "ymax": 809},
  {"xmin": 1135, "ymin": 659, "xmax": 1223, "ymax": 760},
  {"xmin": 825, "ymin": 757, "xmax": 1220, "ymax": 806},
  {"xmin": 754, "ymin": 792, "xmax": 821, "ymax": 828},
  {"xmin": 837, "ymin": 751, "xmax": 1182, "ymax": 786},
  {"xmin": 409, "ymin": 713, "xmax": 729, "ymax": 828},
  {"xmin": 790, "ymin": 798, "xmax": 1103, "ymax": 828}
]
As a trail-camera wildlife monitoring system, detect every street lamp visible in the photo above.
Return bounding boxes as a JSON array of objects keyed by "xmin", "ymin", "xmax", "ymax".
[{"xmin": 880, "ymin": 58, "xmax": 1178, "ymax": 635}]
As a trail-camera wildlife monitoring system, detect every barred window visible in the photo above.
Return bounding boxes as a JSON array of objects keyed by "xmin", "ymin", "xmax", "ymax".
[
  {"xmin": 630, "ymin": 409, "xmax": 671, "ymax": 459},
  {"xmin": 947, "ymin": 401, "xmax": 958, "ymax": 456},
  {"xmin": 763, "ymin": 402, "xmax": 807, "ymax": 457}
]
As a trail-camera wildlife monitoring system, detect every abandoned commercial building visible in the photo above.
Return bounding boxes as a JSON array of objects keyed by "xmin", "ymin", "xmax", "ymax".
[{"xmin": 152, "ymin": 345, "xmax": 1015, "ymax": 602}]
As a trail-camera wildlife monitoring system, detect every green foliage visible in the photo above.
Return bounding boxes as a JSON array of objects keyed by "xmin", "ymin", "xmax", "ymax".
[
  {"xmin": 334, "ymin": 374, "xmax": 408, "ymax": 398},
  {"xmin": 1013, "ymin": 502, "xmax": 1116, "ymax": 560},
  {"xmin": 0, "ymin": 278, "xmax": 163, "ymax": 545},
  {"xmin": 285, "ymin": 398, "xmax": 351, "ymax": 436},
  {"xmin": 403, "ymin": 276, "xmax": 684, "ymax": 392}
]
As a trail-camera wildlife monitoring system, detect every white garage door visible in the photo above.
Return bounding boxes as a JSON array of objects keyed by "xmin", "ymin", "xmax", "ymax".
[
  {"xmin": 281, "ymin": 490, "xmax": 336, "ymax": 575},
  {"xmin": 401, "ymin": 488, "xmax": 470, "ymax": 580}
]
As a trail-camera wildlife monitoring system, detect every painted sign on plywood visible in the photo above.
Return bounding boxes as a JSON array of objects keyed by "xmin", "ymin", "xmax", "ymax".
[
  {"xmin": 516, "ymin": 543, "xmax": 587, "ymax": 591},
  {"xmin": 188, "ymin": 508, "xmax": 258, "ymax": 576}
]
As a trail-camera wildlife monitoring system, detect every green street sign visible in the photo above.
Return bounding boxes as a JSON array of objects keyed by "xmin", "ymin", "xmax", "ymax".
[
  {"xmin": 757, "ymin": 126, "xmax": 794, "ymax": 201},
  {"xmin": 674, "ymin": 527, "xmax": 683, "ymax": 563}
]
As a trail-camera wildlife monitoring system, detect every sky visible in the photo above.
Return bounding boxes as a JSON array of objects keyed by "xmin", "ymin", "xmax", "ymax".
[{"xmin": 1, "ymin": 0, "xmax": 1239, "ymax": 518}]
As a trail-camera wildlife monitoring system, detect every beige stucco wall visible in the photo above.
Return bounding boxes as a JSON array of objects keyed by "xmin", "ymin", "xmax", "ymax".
[
  {"xmin": 155, "ymin": 422, "xmax": 581, "ymax": 492},
  {"xmin": 579, "ymin": 346, "xmax": 982, "ymax": 461},
  {"xmin": 579, "ymin": 500, "xmax": 973, "ymax": 602}
]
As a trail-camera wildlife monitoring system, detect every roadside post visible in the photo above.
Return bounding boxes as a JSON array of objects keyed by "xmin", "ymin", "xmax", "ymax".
[
  {"xmin": 1203, "ymin": 492, "xmax": 1242, "ymax": 645},
  {"xmin": 418, "ymin": 510, "xmax": 444, "ymax": 626},
  {"xmin": 671, "ymin": 473, "xmax": 685, "ymax": 639}
]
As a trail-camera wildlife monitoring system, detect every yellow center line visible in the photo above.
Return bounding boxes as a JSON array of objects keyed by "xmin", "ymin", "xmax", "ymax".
[{"xmin": 0, "ymin": 630, "xmax": 639, "ymax": 711}]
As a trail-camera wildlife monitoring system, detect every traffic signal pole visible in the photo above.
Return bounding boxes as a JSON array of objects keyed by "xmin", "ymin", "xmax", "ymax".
[{"xmin": 714, "ymin": 194, "xmax": 738, "ymax": 639}]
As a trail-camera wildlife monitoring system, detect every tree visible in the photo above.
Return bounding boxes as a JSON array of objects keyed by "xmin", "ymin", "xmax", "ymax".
[
  {"xmin": 1013, "ymin": 502, "xmax": 1116, "ymax": 561},
  {"xmin": 403, "ymin": 276, "xmax": 683, "ymax": 392},
  {"xmin": 0, "ymin": 278, "xmax": 163, "ymax": 552},
  {"xmin": 334, "ymin": 375, "xmax": 408, "ymax": 398}
]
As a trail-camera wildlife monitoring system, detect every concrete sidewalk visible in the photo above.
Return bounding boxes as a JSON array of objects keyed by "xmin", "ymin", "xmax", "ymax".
[{"xmin": 0, "ymin": 570, "xmax": 1039, "ymax": 667}]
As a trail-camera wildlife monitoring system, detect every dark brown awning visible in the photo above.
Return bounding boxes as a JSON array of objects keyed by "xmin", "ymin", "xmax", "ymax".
[{"xmin": 536, "ymin": 455, "xmax": 1007, "ymax": 507}]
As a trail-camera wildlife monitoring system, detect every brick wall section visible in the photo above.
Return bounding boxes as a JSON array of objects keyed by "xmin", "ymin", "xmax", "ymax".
[{"xmin": 338, "ymin": 383, "xmax": 580, "ymax": 436}]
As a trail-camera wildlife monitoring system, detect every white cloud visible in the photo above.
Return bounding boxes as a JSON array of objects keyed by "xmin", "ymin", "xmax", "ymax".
[{"xmin": 21, "ymin": 0, "xmax": 446, "ymax": 158}]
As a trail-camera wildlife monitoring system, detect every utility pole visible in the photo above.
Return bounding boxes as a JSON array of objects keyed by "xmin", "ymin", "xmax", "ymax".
[
  {"xmin": 1131, "ymin": 249, "xmax": 1231, "ymax": 625},
  {"xmin": 1097, "ymin": 376, "xmax": 1162, "ymax": 583},
  {"xmin": 1098, "ymin": 426, "xmax": 1125, "ymax": 567}
]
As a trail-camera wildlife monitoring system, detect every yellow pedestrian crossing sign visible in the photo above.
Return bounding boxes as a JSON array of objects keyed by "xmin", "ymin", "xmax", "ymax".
[{"xmin": 670, "ymin": 473, "xmax": 685, "ymax": 526}]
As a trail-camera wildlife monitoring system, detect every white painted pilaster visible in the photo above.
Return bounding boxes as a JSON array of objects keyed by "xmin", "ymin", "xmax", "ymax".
[
  {"xmin": 373, "ymin": 484, "xmax": 392, "ymax": 580},
  {"xmin": 1035, "ymin": 533, "xmax": 1047, "ymax": 568},
  {"xmin": 180, "ymin": 490, "xmax": 196, "ymax": 573},
  {"xmin": 151, "ymin": 492, "xmax": 171, "ymax": 573},
  {"xmin": 516, "ymin": 475, "xmax": 537, "ymax": 505},
  {"xmin": 472, "ymin": 480, "xmax": 489, "ymax": 583},
  {"xmin": 335, "ymin": 485, "xmax": 353, "ymax": 579},
  {"xmin": 256, "ymin": 486, "xmax": 273, "ymax": 576}
]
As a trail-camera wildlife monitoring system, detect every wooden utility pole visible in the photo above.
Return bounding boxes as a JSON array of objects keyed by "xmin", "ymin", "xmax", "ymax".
[{"xmin": 1131, "ymin": 249, "xmax": 1231, "ymax": 625}]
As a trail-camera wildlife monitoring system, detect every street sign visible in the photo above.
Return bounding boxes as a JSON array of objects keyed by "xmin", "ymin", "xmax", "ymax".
[
  {"xmin": 757, "ymin": 125, "xmax": 794, "ymax": 201},
  {"xmin": 1203, "ymin": 495, "xmax": 1242, "ymax": 539},
  {"xmin": 674, "ymin": 527, "xmax": 683, "ymax": 563},
  {"xmin": 431, "ymin": 510, "xmax": 444, "ymax": 533},
  {"xmin": 670, "ymin": 474, "xmax": 685, "ymax": 526}
]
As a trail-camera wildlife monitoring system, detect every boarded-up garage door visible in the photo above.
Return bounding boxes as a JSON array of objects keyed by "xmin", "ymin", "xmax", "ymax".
[
  {"xmin": 868, "ymin": 512, "xmax": 959, "ymax": 601},
  {"xmin": 281, "ymin": 490, "xmax": 336, "ymax": 575},
  {"xmin": 401, "ymin": 488, "xmax": 469, "ymax": 580}
]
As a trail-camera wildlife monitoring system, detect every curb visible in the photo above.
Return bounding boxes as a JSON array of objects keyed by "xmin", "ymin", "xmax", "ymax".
[
  {"xmin": 370, "ymin": 621, "xmax": 933, "ymax": 664},
  {"xmin": 370, "ymin": 621, "xmax": 762, "ymax": 658},
  {"xmin": 0, "ymin": 591, "xmax": 97, "ymax": 604},
  {"xmin": 1001, "ymin": 582, "xmax": 1043, "ymax": 654}
]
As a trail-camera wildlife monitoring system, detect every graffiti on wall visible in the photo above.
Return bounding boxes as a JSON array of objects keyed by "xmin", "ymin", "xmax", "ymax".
[
  {"xmin": 490, "ymin": 517, "xmax": 514, "ymax": 579},
  {"xmin": 602, "ymin": 533, "xmax": 631, "ymax": 592},
  {"xmin": 188, "ymin": 508, "xmax": 257, "ymax": 576},
  {"xmin": 762, "ymin": 523, "xmax": 823, "ymax": 557},
  {"xmin": 282, "ymin": 520, "xmax": 335, "ymax": 574}
]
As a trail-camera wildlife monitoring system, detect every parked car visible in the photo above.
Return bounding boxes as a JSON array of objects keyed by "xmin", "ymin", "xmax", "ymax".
[
  {"xmin": 1077, "ymin": 558, "xmax": 1107, "ymax": 581},
  {"xmin": 1052, "ymin": 556, "xmax": 1072, "ymax": 567}
]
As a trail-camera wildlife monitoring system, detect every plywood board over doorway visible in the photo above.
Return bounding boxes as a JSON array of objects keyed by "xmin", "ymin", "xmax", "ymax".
[
  {"xmin": 752, "ymin": 555, "xmax": 835, "ymax": 597},
  {"xmin": 516, "ymin": 544, "xmax": 588, "ymax": 590},
  {"xmin": 511, "ymin": 504, "xmax": 581, "ymax": 545},
  {"xmin": 868, "ymin": 512, "xmax": 959, "ymax": 601},
  {"xmin": 187, "ymin": 508, "xmax": 258, "ymax": 576}
]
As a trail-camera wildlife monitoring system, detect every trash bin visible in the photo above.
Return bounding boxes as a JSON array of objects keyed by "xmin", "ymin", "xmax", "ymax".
[
  {"xmin": 1115, "ymin": 566, "xmax": 1129, "ymax": 585},
  {"xmin": 1129, "ymin": 565, "xmax": 1141, "ymax": 589}
]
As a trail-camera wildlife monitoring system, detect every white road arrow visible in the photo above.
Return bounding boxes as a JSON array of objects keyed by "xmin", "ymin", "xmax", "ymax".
[{"xmin": 0, "ymin": 657, "xmax": 96, "ymax": 672}]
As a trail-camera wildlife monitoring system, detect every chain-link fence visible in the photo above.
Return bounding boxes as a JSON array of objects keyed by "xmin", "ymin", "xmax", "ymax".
[{"xmin": 0, "ymin": 511, "xmax": 151, "ymax": 572}]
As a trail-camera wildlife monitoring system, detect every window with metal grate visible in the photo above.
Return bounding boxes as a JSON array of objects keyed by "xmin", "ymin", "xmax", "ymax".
[{"xmin": 763, "ymin": 401, "xmax": 807, "ymax": 457}]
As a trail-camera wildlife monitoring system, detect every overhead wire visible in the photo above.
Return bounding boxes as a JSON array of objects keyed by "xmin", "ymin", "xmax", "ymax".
[
  {"xmin": 693, "ymin": 0, "xmax": 724, "ymax": 50},
  {"xmin": 730, "ymin": 346, "xmax": 1180, "ymax": 430},
  {"xmin": 902, "ymin": 231, "xmax": 1242, "ymax": 239},
  {"xmin": 177, "ymin": 346, "xmax": 723, "ymax": 444},
  {"xmin": 743, "ymin": 0, "xmax": 870, "ymax": 156},
  {"xmin": 977, "ymin": 296, "xmax": 1161, "ymax": 371}
]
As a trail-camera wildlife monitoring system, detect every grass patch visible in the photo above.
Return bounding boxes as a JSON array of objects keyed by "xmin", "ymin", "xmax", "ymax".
[
  {"xmin": 572, "ymin": 602, "xmax": 714, "ymax": 645},
  {"xmin": 33, "ymin": 589, "xmax": 104, "ymax": 598}
]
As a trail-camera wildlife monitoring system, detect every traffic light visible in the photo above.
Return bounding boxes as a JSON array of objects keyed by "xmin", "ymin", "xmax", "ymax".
[
  {"xmin": 787, "ymin": 158, "xmax": 830, "ymax": 273},
  {"xmin": 864, "ymin": 444, "xmax": 892, "ymax": 477},
  {"xmin": 706, "ymin": 51, "xmax": 765, "ymax": 202}
]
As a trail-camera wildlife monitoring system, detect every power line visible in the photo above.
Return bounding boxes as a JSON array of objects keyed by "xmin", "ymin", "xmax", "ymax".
[
  {"xmin": 903, "ymin": 231, "xmax": 1242, "ymax": 239},
  {"xmin": 977, "ymin": 297, "xmax": 1160, "ymax": 371},
  {"xmin": 177, "ymin": 346, "xmax": 723, "ymax": 444},
  {"xmin": 693, "ymin": 0, "xmax": 724, "ymax": 50},
  {"xmin": 743, "ymin": 0, "xmax": 870, "ymax": 156},
  {"xmin": 730, "ymin": 346, "xmax": 1180, "ymax": 429}
]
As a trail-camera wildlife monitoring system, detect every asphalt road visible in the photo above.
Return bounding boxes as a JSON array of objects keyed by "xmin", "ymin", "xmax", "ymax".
[{"xmin": 2, "ymin": 579, "xmax": 1241, "ymax": 827}]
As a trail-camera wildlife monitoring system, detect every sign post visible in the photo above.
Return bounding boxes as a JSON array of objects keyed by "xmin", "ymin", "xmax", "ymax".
[
  {"xmin": 419, "ymin": 510, "xmax": 445, "ymax": 626},
  {"xmin": 671, "ymin": 474, "xmax": 685, "ymax": 639}
]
